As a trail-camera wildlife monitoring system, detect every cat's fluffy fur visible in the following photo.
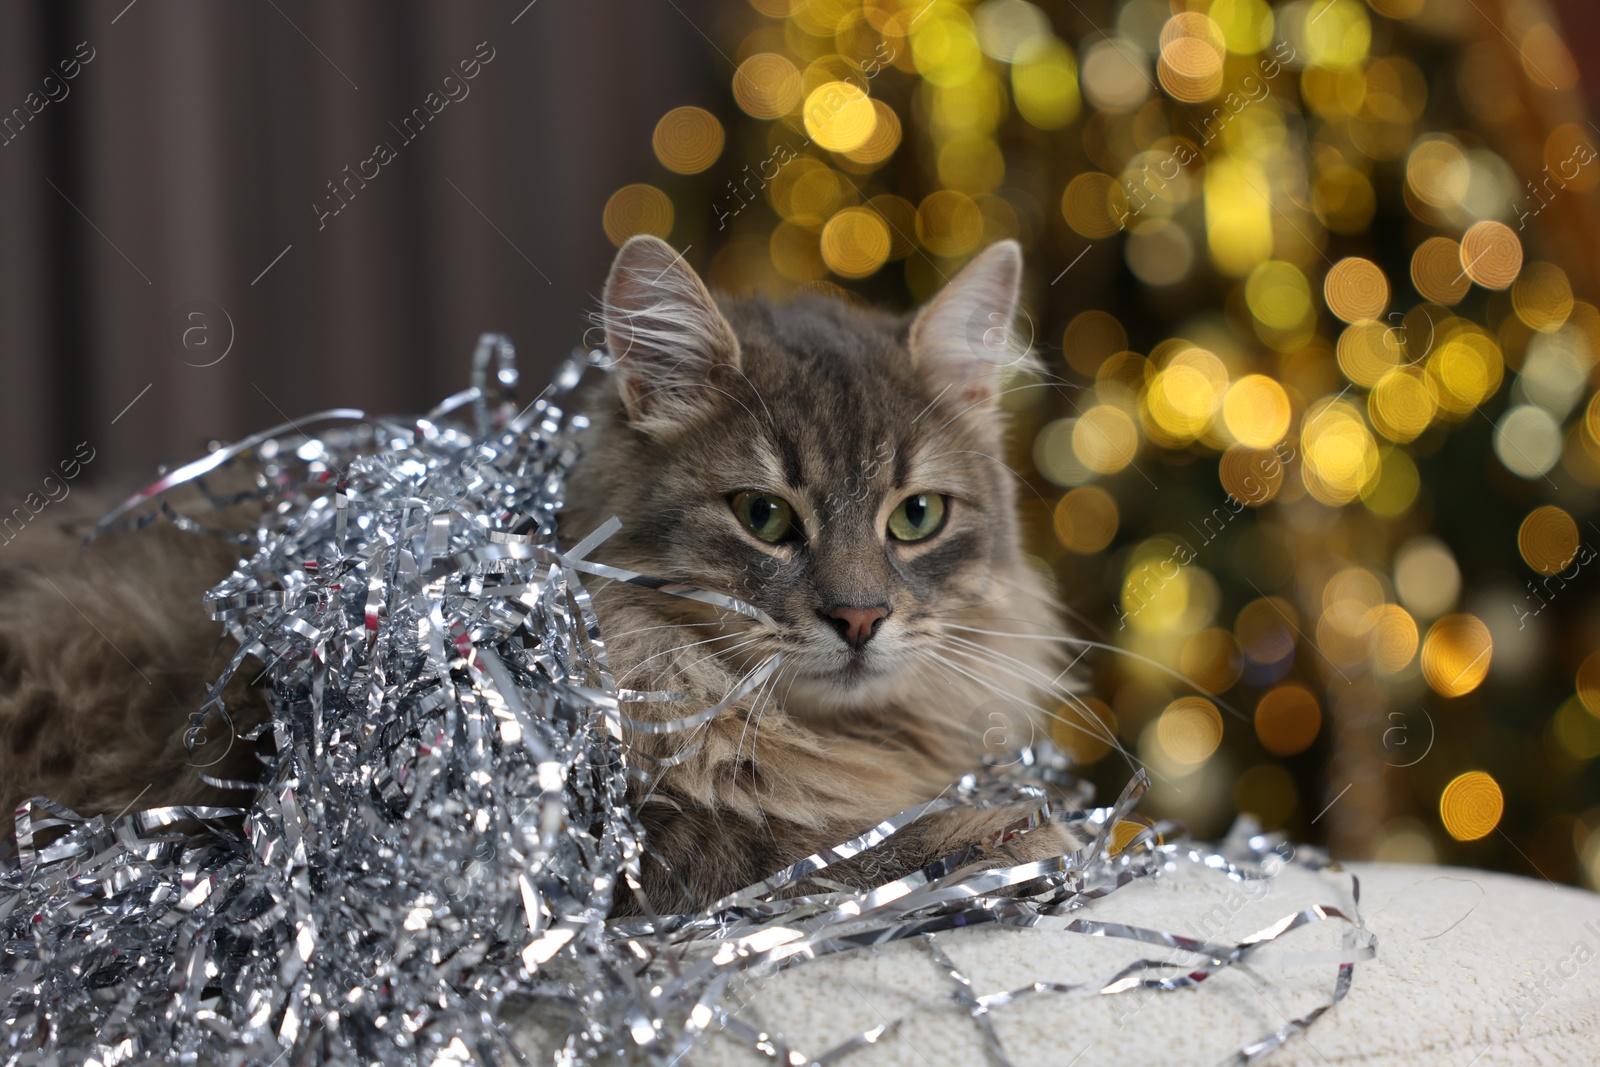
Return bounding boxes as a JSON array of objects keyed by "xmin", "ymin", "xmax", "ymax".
[
  {"xmin": 0, "ymin": 237, "xmax": 1078, "ymax": 908},
  {"xmin": 566, "ymin": 237, "xmax": 1076, "ymax": 911},
  {"xmin": 0, "ymin": 504, "xmax": 267, "ymax": 837}
]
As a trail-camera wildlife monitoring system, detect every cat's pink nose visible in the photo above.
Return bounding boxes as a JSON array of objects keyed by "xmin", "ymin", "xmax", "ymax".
[{"xmin": 824, "ymin": 605, "xmax": 889, "ymax": 649}]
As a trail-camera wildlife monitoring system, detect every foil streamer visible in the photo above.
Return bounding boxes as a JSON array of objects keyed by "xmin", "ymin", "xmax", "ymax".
[{"xmin": 0, "ymin": 335, "xmax": 1371, "ymax": 1066}]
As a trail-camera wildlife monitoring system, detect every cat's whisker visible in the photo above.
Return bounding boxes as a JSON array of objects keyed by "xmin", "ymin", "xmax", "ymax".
[
  {"xmin": 729, "ymin": 650, "xmax": 787, "ymax": 803},
  {"xmin": 941, "ymin": 622, "xmax": 1247, "ymax": 723},
  {"xmin": 593, "ymin": 619, "xmax": 724, "ymax": 644},
  {"xmin": 613, "ymin": 629, "xmax": 762, "ymax": 685},
  {"xmin": 936, "ymin": 634, "xmax": 1130, "ymax": 754},
  {"xmin": 928, "ymin": 639, "xmax": 1125, "ymax": 751},
  {"xmin": 919, "ymin": 643, "xmax": 1135, "ymax": 765}
]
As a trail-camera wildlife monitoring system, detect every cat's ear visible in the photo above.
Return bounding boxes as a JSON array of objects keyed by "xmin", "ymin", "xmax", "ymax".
[
  {"xmin": 599, "ymin": 235, "xmax": 741, "ymax": 426},
  {"xmin": 907, "ymin": 239, "xmax": 1027, "ymax": 406}
]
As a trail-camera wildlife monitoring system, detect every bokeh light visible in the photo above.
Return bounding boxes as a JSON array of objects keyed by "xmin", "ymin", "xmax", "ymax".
[
  {"xmin": 1053, "ymin": 485, "xmax": 1119, "ymax": 554},
  {"xmin": 820, "ymin": 207, "xmax": 891, "ymax": 278},
  {"xmin": 733, "ymin": 53, "xmax": 804, "ymax": 119},
  {"xmin": 1157, "ymin": 696, "xmax": 1224, "ymax": 764},
  {"xmin": 689, "ymin": 0, "xmax": 1600, "ymax": 881},
  {"xmin": 651, "ymin": 106, "xmax": 724, "ymax": 174},
  {"xmin": 1255, "ymin": 685, "xmax": 1322, "ymax": 756},
  {"xmin": 1458, "ymin": 220, "xmax": 1523, "ymax": 290},
  {"xmin": 1421, "ymin": 614, "xmax": 1493, "ymax": 697},
  {"xmin": 602, "ymin": 184, "xmax": 674, "ymax": 246},
  {"xmin": 1518, "ymin": 506, "xmax": 1579, "ymax": 576},
  {"xmin": 803, "ymin": 81, "xmax": 877, "ymax": 152},
  {"xmin": 1439, "ymin": 771, "xmax": 1504, "ymax": 842}
]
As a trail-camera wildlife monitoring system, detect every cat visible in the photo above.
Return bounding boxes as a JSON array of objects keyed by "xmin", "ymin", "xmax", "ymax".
[
  {"xmin": 0, "ymin": 235, "xmax": 1082, "ymax": 910},
  {"xmin": 567, "ymin": 236, "xmax": 1079, "ymax": 912}
]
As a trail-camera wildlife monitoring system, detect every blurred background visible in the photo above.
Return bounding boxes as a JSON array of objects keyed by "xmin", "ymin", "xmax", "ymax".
[{"xmin": 2, "ymin": 0, "xmax": 1598, "ymax": 887}]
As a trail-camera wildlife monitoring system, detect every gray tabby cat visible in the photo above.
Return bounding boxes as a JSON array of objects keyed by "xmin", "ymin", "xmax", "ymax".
[
  {"xmin": 568, "ymin": 236, "xmax": 1076, "ymax": 911},
  {"xmin": 0, "ymin": 236, "xmax": 1079, "ymax": 909}
]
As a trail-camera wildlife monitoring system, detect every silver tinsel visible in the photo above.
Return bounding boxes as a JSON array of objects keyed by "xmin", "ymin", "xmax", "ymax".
[{"xmin": 0, "ymin": 336, "xmax": 1373, "ymax": 1066}]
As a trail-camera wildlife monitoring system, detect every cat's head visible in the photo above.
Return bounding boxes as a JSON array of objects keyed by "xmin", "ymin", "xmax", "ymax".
[{"xmin": 575, "ymin": 235, "xmax": 1048, "ymax": 712}]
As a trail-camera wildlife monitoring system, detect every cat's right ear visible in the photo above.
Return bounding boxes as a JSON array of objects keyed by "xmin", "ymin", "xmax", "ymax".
[{"xmin": 599, "ymin": 235, "xmax": 741, "ymax": 427}]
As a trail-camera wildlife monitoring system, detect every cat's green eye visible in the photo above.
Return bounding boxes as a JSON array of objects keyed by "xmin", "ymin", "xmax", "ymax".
[
  {"xmin": 731, "ymin": 491, "xmax": 798, "ymax": 543},
  {"xmin": 887, "ymin": 493, "xmax": 947, "ymax": 542}
]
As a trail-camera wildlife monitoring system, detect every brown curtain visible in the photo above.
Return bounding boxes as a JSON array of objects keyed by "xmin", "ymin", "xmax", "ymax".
[{"xmin": 0, "ymin": 0, "xmax": 711, "ymax": 502}]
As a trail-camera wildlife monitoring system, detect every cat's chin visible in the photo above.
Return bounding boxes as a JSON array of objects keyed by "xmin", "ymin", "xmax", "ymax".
[{"xmin": 780, "ymin": 655, "xmax": 919, "ymax": 712}]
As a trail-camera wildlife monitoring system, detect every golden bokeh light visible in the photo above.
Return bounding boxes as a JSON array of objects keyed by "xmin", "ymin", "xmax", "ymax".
[
  {"xmin": 1439, "ymin": 771, "xmax": 1504, "ymax": 841},
  {"xmin": 1222, "ymin": 375, "xmax": 1291, "ymax": 448},
  {"xmin": 1552, "ymin": 697, "xmax": 1600, "ymax": 760},
  {"xmin": 912, "ymin": 8, "xmax": 985, "ymax": 86},
  {"xmin": 819, "ymin": 207, "xmax": 891, "ymax": 278},
  {"xmin": 1121, "ymin": 540, "xmax": 1195, "ymax": 633},
  {"xmin": 1206, "ymin": 158, "xmax": 1275, "ymax": 277},
  {"xmin": 803, "ymin": 81, "xmax": 877, "ymax": 152},
  {"xmin": 1073, "ymin": 404, "xmax": 1139, "ymax": 474},
  {"xmin": 1518, "ymin": 505, "xmax": 1579, "ymax": 576},
  {"xmin": 1336, "ymin": 320, "xmax": 1403, "ymax": 388},
  {"xmin": 1158, "ymin": 696, "xmax": 1224, "ymax": 764},
  {"xmin": 915, "ymin": 189, "xmax": 984, "ymax": 257},
  {"xmin": 1181, "ymin": 628, "xmax": 1245, "ymax": 695},
  {"xmin": 1369, "ymin": 368, "xmax": 1435, "ymax": 442},
  {"xmin": 866, "ymin": 194, "xmax": 917, "ymax": 259},
  {"xmin": 1520, "ymin": 22, "xmax": 1579, "ymax": 92},
  {"xmin": 1062, "ymin": 172, "xmax": 1128, "ymax": 239},
  {"xmin": 602, "ymin": 183, "xmax": 674, "ymax": 246},
  {"xmin": 1365, "ymin": 604, "xmax": 1419, "ymax": 674},
  {"xmin": 1322, "ymin": 567, "xmax": 1386, "ymax": 636},
  {"xmin": 1051, "ymin": 696, "xmax": 1117, "ymax": 765},
  {"xmin": 1247, "ymin": 261, "xmax": 1314, "ymax": 333},
  {"xmin": 844, "ymin": 100, "xmax": 902, "ymax": 166},
  {"xmin": 733, "ymin": 52, "xmax": 804, "ymax": 119},
  {"xmin": 1577, "ymin": 651, "xmax": 1600, "ymax": 716},
  {"xmin": 1011, "ymin": 36, "xmax": 1080, "ymax": 129},
  {"xmin": 1314, "ymin": 165, "xmax": 1377, "ymax": 234},
  {"xmin": 1406, "ymin": 136, "xmax": 1470, "ymax": 209},
  {"xmin": 1219, "ymin": 446, "xmax": 1285, "ymax": 505},
  {"xmin": 1459, "ymin": 221, "xmax": 1523, "ymax": 290},
  {"xmin": 1428, "ymin": 332, "xmax": 1504, "ymax": 416},
  {"xmin": 1512, "ymin": 262, "xmax": 1575, "ymax": 333},
  {"xmin": 1300, "ymin": 398, "xmax": 1380, "ymax": 506},
  {"xmin": 937, "ymin": 133, "xmax": 1004, "ymax": 194},
  {"xmin": 677, "ymin": 0, "xmax": 1600, "ymax": 870},
  {"xmin": 1324, "ymin": 257, "xmax": 1391, "ymax": 323},
  {"xmin": 1053, "ymin": 485, "xmax": 1120, "ymax": 554},
  {"xmin": 769, "ymin": 218, "xmax": 827, "ymax": 281},
  {"xmin": 1157, "ymin": 13, "xmax": 1226, "ymax": 103},
  {"xmin": 1208, "ymin": 0, "xmax": 1274, "ymax": 54},
  {"xmin": 1421, "ymin": 614, "xmax": 1493, "ymax": 697},
  {"xmin": 651, "ymin": 106, "xmax": 725, "ymax": 174},
  {"xmin": 1300, "ymin": 0, "xmax": 1370, "ymax": 70},
  {"xmin": 1063, "ymin": 310, "xmax": 1127, "ymax": 378},
  {"xmin": 1411, "ymin": 237, "xmax": 1472, "ymax": 305},
  {"xmin": 1255, "ymin": 685, "xmax": 1322, "ymax": 756},
  {"xmin": 1361, "ymin": 446, "xmax": 1420, "ymax": 517}
]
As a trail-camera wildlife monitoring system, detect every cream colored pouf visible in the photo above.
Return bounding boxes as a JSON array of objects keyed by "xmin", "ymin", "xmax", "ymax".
[{"xmin": 512, "ymin": 862, "xmax": 1600, "ymax": 1065}]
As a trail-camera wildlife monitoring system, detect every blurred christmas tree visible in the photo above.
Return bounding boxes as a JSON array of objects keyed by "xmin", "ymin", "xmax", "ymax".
[{"xmin": 603, "ymin": 0, "xmax": 1600, "ymax": 886}]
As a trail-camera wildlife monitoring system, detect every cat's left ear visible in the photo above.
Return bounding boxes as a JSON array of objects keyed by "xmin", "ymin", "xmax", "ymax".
[
  {"xmin": 599, "ymin": 235, "xmax": 741, "ymax": 428},
  {"xmin": 908, "ymin": 239, "xmax": 1027, "ymax": 405}
]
